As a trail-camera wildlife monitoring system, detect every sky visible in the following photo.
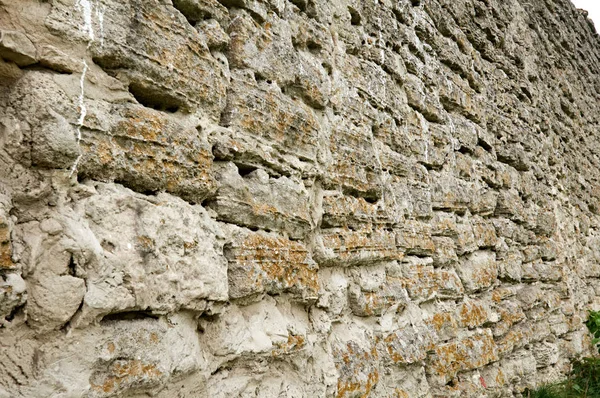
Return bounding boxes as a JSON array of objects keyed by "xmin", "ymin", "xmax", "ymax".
[{"xmin": 571, "ymin": 0, "xmax": 600, "ymax": 29}]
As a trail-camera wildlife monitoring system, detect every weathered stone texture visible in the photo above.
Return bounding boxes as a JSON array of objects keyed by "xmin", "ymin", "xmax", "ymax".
[{"xmin": 1, "ymin": 0, "xmax": 600, "ymax": 396}]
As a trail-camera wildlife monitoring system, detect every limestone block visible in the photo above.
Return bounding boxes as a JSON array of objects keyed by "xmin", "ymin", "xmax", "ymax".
[
  {"xmin": 456, "ymin": 251, "xmax": 498, "ymax": 293},
  {"xmin": 209, "ymin": 162, "xmax": 313, "ymax": 239},
  {"xmin": 430, "ymin": 172, "xmax": 472, "ymax": 213},
  {"xmin": 86, "ymin": 0, "xmax": 226, "ymax": 117},
  {"xmin": 347, "ymin": 276, "xmax": 407, "ymax": 317},
  {"xmin": 219, "ymin": 74, "xmax": 323, "ymax": 173},
  {"xmin": 428, "ymin": 329, "xmax": 499, "ymax": 386},
  {"xmin": 26, "ymin": 273, "xmax": 86, "ymax": 331},
  {"xmin": 5, "ymin": 72, "xmax": 79, "ymax": 169},
  {"xmin": 321, "ymin": 193, "xmax": 389, "ymax": 229},
  {"xmin": 382, "ymin": 314, "xmax": 437, "ymax": 365},
  {"xmin": 324, "ymin": 118, "xmax": 382, "ymax": 200},
  {"xmin": 395, "ymin": 219, "xmax": 435, "ymax": 256},
  {"xmin": 74, "ymin": 183, "xmax": 228, "ymax": 324},
  {"xmin": 225, "ymin": 229, "xmax": 318, "ymax": 301},
  {"xmin": 432, "ymin": 236, "xmax": 458, "ymax": 267},
  {"xmin": 0, "ymin": 273, "xmax": 26, "ymax": 324},
  {"xmin": 495, "ymin": 189, "xmax": 526, "ymax": 223},
  {"xmin": 401, "ymin": 258, "xmax": 465, "ymax": 300},
  {"xmin": 330, "ymin": 322, "xmax": 380, "ymax": 398},
  {"xmin": 199, "ymin": 297, "xmax": 308, "ymax": 358},
  {"xmin": 80, "ymin": 104, "xmax": 217, "ymax": 204},
  {"xmin": 23, "ymin": 314, "xmax": 203, "ymax": 397},
  {"xmin": 315, "ymin": 228, "xmax": 401, "ymax": 267},
  {"xmin": 0, "ymin": 31, "xmax": 37, "ymax": 67},
  {"xmin": 532, "ymin": 341, "xmax": 559, "ymax": 368}
]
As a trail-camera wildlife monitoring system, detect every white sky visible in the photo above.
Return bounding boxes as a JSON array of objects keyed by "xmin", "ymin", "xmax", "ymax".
[{"xmin": 571, "ymin": 0, "xmax": 600, "ymax": 29}]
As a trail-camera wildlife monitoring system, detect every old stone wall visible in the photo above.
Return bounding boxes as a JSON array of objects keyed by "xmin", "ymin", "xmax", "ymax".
[{"xmin": 1, "ymin": 0, "xmax": 600, "ymax": 396}]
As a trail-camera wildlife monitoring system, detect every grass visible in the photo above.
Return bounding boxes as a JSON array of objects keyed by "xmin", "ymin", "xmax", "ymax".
[
  {"xmin": 526, "ymin": 360, "xmax": 600, "ymax": 397},
  {"xmin": 526, "ymin": 311, "xmax": 600, "ymax": 398}
]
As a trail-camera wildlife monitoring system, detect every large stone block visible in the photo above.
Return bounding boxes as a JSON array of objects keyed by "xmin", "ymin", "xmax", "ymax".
[
  {"xmin": 330, "ymin": 323, "xmax": 380, "ymax": 398},
  {"xmin": 323, "ymin": 118, "xmax": 382, "ymax": 200},
  {"xmin": 71, "ymin": 183, "xmax": 228, "ymax": 324},
  {"xmin": 428, "ymin": 329, "xmax": 499, "ymax": 386},
  {"xmin": 80, "ymin": 105, "xmax": 217, "ymax": 203},
  {"xmin": 0, "ymin": 30, "xmax": 37, "ymax": 67},
  {"xmin": 209, "ymin": 162, "xmax": 313, "ymax": 239},
  {"xmin": 400, "ymin": 258, "xmax": 465, "ymax": 300},
  {"xmin": 315, "ymin": 228, "xmax": 402, "ymax": 267},
  {"xmin": 456, "ymin": 251, "xmax": 498, "ymax": 292},
  {"xmin": 218, "ymin": 74, "xmax": 323, "ymax": 174},
  {"xmin": 21, "ymin": 314, "xmax": 203, "ymax": 397},
  {"xmin": 225, "ymin": 229, "xmax": 318, "ymax": 301}
]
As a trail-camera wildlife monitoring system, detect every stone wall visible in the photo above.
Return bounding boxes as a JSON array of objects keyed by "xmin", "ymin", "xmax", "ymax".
[{"xmin": 1, "ymin": 0, "xmax": 600, "ymax": 396}]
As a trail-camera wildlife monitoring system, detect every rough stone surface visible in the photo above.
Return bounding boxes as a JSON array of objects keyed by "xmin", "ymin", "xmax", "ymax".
[{"xmin": 1, "ymin": 0, "xmax": 600, "ymax": 396}]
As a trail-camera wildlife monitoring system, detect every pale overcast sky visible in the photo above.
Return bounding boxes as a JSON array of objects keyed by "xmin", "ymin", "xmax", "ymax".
[{"xmin": 571, "ymin": 0, "xmax": 600, "ymax": 28}]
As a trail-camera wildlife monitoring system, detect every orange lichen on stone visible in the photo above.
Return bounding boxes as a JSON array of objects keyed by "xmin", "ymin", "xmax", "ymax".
[
  {"xmin": 429, "ymin": 311, "xmax": 457, "ymax": 333},
  {"xmin": 491, "ymin": 287, "xmax": 514, "ymax": 303},
  {"xmin": 90, "ymin": 360, "xmax": 162, "ymax": 394},
  {"xmin": 429, "ymin": 330, "xmax": 499, "ymax": 381},
  {"xmin": 393, "ymin": 389, "xmax": 410, "ymax": 398},
  {"xmin": 0, "ymin": 221, "xmax": 13, "ymax": 269},
  {"xmin": 403, "ymin": 264, "xmax": 464, "ymax": 300},
  {"xmin": 318, "ymin": 228, "xmax": 402, "ymax": 266},
  {"xmin": 396, "ymin": 220, "xmax": 435, "ymax": 256},
  {"xmin": 383, "ymin": 325, "xmax": 436, "ymax": 364},
  {"xmin": 272, "ymin": 332, "xmax": 307, "ymax": 357},
  {"xmin": 226, "ymin": 232, "xmax": 318, "ymax": 299},
  {"xmin": 495, "ymin": 324, "xmax": 533, "ymax": 356},
  {"xmin": 136, "ymin": 235, "xmax": 155, "ymax": 252},
  {"xmin": 458, "ymin": 301, "xmax": 490, "ymax": 328},
  {"xmin": 223, "ymin": 77, "xmax": 321, "ymax": 163},
  {"xmin": 348, "ymin": 276, "xmax": 407, "ymax": 317},
  {"xmin": 322, "ymin": 194, "xmax": 388, "ymax": 228},
  {"xmin": 80, "ymin": 105, "xmax": 216, "ymax": 203},
  {"xmin": 334, "ymin": 342, "xmax": 379, "ymax": 398}
]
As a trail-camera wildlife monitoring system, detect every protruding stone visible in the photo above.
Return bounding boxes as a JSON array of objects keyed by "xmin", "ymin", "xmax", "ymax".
[{"xmin": 0, "ymin": 30, "xmax": 37, "ymax": 66}]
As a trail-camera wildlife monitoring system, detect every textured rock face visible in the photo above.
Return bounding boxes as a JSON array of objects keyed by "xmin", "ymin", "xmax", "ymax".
[{"xmin": 1, "ymin": 0, "xmax": 600, "ymax": 396}]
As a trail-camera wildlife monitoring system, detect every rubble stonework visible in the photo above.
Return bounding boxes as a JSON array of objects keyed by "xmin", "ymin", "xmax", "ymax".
[{"xmin": 1, "ymin": 0, "xmax": 600, "ymax": 396}]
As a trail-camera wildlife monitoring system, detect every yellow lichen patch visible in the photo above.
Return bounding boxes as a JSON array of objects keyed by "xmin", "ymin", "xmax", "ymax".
[
  {"xmin": 116, "ymin": 108, "xmax": 167, "ymax": 143},
  {"xmin": 334, "ymin": 342, "xmax": 379, "ymax": 398},
  {"xmin": 0, "ymin": 222, "xmax": 13, "ymax": 269},
  {"xmin": 491, "ymin": 287, "xmax": 514, "ymax": 303},
  {"xmin": 393, "ymin": 389, "xmax": 410, "ymax": 398},
  {"xmin": 136, "ymin": 235, "xmax": 155, "ymax": 252},
  {"xmin": 383, "ymin": 325, "xmax": 436, "ymax": 365},
  {"xmin": 227, "ymin": 233, "xmax": 318, "ymax": 299},
  {"xmin": 430, "ymin": 330, "xmax": 499, "ymax": 381},
  {"xmin": 272, "ymin": 332, "xmax": 307, "ymax": 357},
  {"xmin": 90, "ymin": 360, "xmax": 162, "ymax": 394},
  {"xmin": 496, "ymin": 324, "xmax": 533, "ymax": 356},
  {"xmin": 402, "ymin": 265, "xmax": 464, "ymax": 300},
  {"xmin": 427, "ymin": 310, "xmax": 459, "ymax": 339},
  {"xmin": 319, "ymin": 228, "xmax": 402, "ymax": 266},
  {"xmin": 80, "ymin": 104, "xmax": 217, "ymax": 203},
  {"xmin": 458, "ymin": 301, "xmax": 489, "ymax": 328}
]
